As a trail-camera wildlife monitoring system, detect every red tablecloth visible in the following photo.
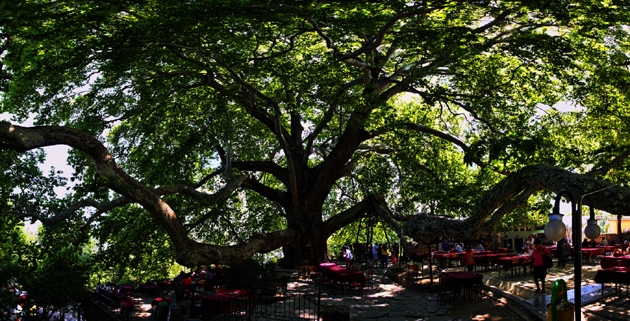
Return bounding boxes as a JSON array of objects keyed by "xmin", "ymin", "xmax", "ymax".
[
  {"xmin": 202, "ymin": 289, "xmax": 249, "ymax": 319},
  {"xmin": 434, "ymin": 252, "xmax": 464, "ymax": 265},
  {"xmin": 151, "ymin": 297, "xmax": 171, "ymax": 306},
  {"xmin": 582, "ymin": 247, "xmax": 605, "ymax": 258},
  {"xmin": 119, "ymin": 285, "xmax": 133, "ymax": 293},
  {"xmin": 138, "ymin": 284, "xmax": 159, "ymax": 292},
  {"xmin": 496, "ymin": 255, "xmax": 531, "ymax": 277},
  {"xmin": 320, "ymin": 264, "xmax": 366, "ymax": 287},
  {"xmin": 594, "ymin": 267, "xmax": 630, "ymax": 285},
  {"xmin": 600, "ymin": 255, "xmax": 630, "ymax": 268},
  {"xmin": 440, "ymin": 271, "xmax": 483, "ymax": 296}
]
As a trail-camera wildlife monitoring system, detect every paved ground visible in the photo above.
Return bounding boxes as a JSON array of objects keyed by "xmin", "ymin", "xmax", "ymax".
[{"xmin": 124, "ymin": 259, "xmax": 630, "ymax": 320}]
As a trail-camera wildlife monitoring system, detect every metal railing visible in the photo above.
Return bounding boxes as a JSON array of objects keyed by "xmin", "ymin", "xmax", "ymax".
[{"xmin": 249, "ymin": 287, "xmax": 321, "ymax": 321}]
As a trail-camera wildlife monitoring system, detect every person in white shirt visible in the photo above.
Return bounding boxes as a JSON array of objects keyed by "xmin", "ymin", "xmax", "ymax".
[{"xmin": 454, "ymin": 243, "xmax": 463, "ymax": 253}]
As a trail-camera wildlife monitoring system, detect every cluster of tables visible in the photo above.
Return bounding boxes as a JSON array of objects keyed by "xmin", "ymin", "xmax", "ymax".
[{"xmin": 433, "ymin": 250, "xmax": 531, "ymax": 277}]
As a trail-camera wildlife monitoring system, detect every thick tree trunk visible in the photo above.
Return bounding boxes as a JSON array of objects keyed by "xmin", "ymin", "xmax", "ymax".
[{"xmin": 281, "ymin": 227, "xmax": 328, "ymax": 268}]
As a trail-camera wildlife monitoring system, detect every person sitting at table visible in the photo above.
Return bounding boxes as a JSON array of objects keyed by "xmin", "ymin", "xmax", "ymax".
[
  {"xmin": 600, "ymin": 237, "xmax": 609, "ymax": 246},
  {"xmin": 181, "ymin": 272, "xmax": 193, "ymax": 297},
  {"xmin": 532, "ymin": 238, "xmax": 552, "ymax": 293},
  {"xmin": 453, "ymin": 243, "xmax": 463, "ymax": 253},
  {"xmin": 440, "ymin": 238, "xmax": 450, "ymax": 252},
  {"xmin": 582, "ymin": 238, "xmax": 590, "ymax": 249},
  {"xmin": 464, "ymin": 246, "xmax": 475, "ymax": 272},
  {"xmin": 475, "ymin": 242, "xmax": 485, "ymax": 251}
]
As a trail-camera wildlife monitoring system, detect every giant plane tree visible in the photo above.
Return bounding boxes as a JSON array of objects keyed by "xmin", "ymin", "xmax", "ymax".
[{"xmin": 1, "ymin": 1, "xmax": 630, "ymax": 267}]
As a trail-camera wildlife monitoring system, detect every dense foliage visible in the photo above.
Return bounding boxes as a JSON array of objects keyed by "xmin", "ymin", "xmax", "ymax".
[{"xmin": 0, "ymin": 1, "xmax": 629, "ymax": 269}]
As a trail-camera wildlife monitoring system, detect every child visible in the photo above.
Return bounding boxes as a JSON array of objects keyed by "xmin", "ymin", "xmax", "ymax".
[{"xmin": 464, "ymin": 246, "xmax": 475, "ymax": 272}]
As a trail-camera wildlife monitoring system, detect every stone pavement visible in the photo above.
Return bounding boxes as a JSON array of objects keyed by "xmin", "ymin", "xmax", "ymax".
[{"xmin": 287, "ymin": 267, "xmax": 461, "ymax": 321}]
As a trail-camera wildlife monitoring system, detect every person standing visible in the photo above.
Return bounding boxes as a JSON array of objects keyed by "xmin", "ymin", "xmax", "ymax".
[
  {"xmin": 532, "ymin": 238, "xmax": 552, "ymax": 293},
  {"xmin": 372, "ymin": 243, "xmax": 379, "ymax": 267},
  {"xmin": 380, "ymin": 244, "xmax": 389, "ymax": 268},
  {"xmin": 344, "ymin": 245, "xmax": 354, "ymax": 268},
  {"xmin": 556, "ymin": 237, "xmax": 567, "ymax": 267},
  {"xmin": 526, "ymin": 235, "xmax": 535, "ymax": 255},
  {"xmin": 464, "ymin": 246, "xmax": 475, "ymax": 272},
  {"xmin": 392, "ymin": 242, "xmax": 400, "ymax": 266}
]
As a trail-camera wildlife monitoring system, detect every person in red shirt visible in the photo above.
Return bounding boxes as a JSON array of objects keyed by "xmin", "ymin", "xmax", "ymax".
[
  {"xmin": 464, "ymin": 246, "xmax": 475, "ymax": 272},
  {"xmin": 532, "ymin": 238, "xmax": 552, "ymax": 293}
]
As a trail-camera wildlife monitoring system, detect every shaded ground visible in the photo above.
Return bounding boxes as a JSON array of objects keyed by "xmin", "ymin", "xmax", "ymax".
[
  {"xmin": 389, "ymin": 267, "xmax": 540, "ymax": 321},
  {"xmin": 124, "ymin": 259, "xmax": 630, "ymax": 320}
]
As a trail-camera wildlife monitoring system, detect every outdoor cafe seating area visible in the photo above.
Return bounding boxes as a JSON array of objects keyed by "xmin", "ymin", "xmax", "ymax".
[{"xmin": 86, "ymin": 240, "xmax": 630, "ymax": 321}]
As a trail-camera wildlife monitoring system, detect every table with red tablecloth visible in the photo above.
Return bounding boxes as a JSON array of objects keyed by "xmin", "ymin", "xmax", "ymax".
[
  {"xmin": 151, "ymin": 297, "xmax": 171, "ymax": 307},
  {"xmin": 119, "ymin": 285, "xmax": 133, "ymax": 294},
  {"xmin": 319, "ymin": 263, "xmax": 366, "ymax": 287},
  {"xmin": 439, "ymin": 271, "xmax": 483, "ymax": 301},
  {"xmin": 201, "ymin": 289, "xmax": 249, "ymax": 319},
  {"xmin": 496, "ymin": 255, "xmax": 531, "ymax": 278},
  {"xmin": 471, "ymin": 253, "xmax": 504, "ymax": 270},
  {"xmin": 594, "ymin": 267, "xmax": 630, "ymax": 296},
  {"xmin": 434, "ymin": 252, "xmax": 464, "ymax": 267},
  {"xmin": 600, "ymin": 255, "xmax": 630, "ymax": 268},
  {"xmin": 597, "ymin": 246, "xmax": 616, "ymax": 254},
  {"xmin": 582, "ymin": 247, "xmax": 605, "ymax": 262},
  {"xmin": 137, "ymin": 283, "xmax": 159, "ymax": 293}
]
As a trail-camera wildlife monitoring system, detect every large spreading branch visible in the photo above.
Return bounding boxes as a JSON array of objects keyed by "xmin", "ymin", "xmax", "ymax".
[
  {"xmin": 403, "ymin": 164, "xmax": 630, "ymax": 252},
  {"xmin": 0, "ymin": 123, "xmax": 297, "ymax": 266}
]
